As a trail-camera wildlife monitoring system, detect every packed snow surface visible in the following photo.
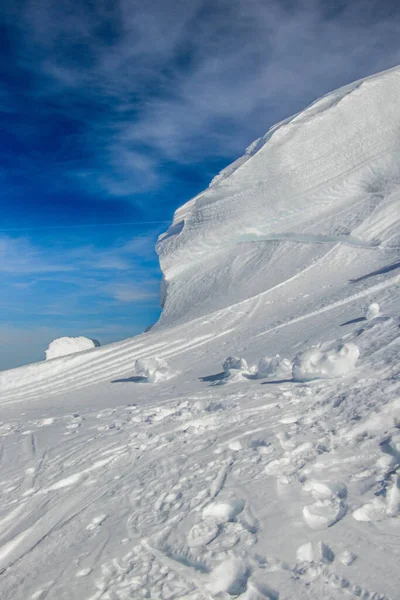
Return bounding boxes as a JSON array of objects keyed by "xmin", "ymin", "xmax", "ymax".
[
  {"xmin": 0, "ymin": 65, "xmax": 400, "ymax": 599},
  {"xmin": 45, "ymin": 336, "xmax": 100, "ymax": 360}
]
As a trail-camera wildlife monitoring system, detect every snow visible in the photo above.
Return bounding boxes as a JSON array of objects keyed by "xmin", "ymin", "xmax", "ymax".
[
  {"xmin": 365, "ymin": 301, "xmax": 380, "ymax": 320},
  {"xmin": 202, "ymin": 498, "xmax": 245, "ymax": 521},
  {"xmin": 0, "ymin": 65, "xmax": 400, "ymax": 599},
  {"xmin": 134, "ymin": 356, "xmax": 170, "ymax": 382},
  {"xmin": 292, "ymin": 342, "xmax": 360, "ymax": 381},
  {"xmin": 206, "ymin": 556, "xmax": 250, "ymax": 595},
  {"xmin": 296, "ymin": 541, "xmax": 314, "ymax": 562},
  {"xmin": 45, "ymin": 336, "xmax": 100, "ymax": 360},
  {"xmin": 353, "ymin": 474, "xmax": 400, "ymax": 521},
  {"xmin": 255, "ymin": 354, "xmax": 292, "ymax": 379},
  {"xmin": 223, "ymin": 356, "xmax": 248, "ymax": 373},
  {"xmin": 339, "ymin": 550, "xmax": 357, "ymax": 566}
]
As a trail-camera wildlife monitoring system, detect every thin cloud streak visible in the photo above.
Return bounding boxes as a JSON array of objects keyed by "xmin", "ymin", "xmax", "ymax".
[
  {"xmin": 0, "ymin": 221, "xmax": 171, "ymax": 232},
  {"xmin": 0, "ymin": 233, "xmax": 162, "ymax": 304}
]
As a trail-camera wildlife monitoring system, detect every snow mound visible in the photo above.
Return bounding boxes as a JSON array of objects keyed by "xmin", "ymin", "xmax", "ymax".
[
  {"xmin": 45, "ymin": 337, "xmax": 100, "ymax": 360},
  {"xmin": 292, "ymin": 342, "xmax": 359, "ymax": 381},
  {"xmin": 134, "ymin": 357, "xmax": 169, "ymax": 383}
]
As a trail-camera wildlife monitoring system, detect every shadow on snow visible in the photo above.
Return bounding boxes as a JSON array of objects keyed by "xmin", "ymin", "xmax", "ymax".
[
  {"xmin": 350, "ymin": 260, "xmax": 400, "ymax": 283},
  {"xmin": 111, "ymin": 376, "xmax": 147, "ymax": 383}
]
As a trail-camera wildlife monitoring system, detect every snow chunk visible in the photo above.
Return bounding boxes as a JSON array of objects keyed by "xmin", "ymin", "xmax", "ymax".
[
  {"xmin": 134, "ymin": 357, "xmax": 169, "ymax": 383},
  {"xmin": 203, "ymin": 498, "xmax": 245, "ymax": 522},
  {"xmin": 292, "ymin": 343, "xmax": 359, "ymax": 381},
  {"xmin": 339, "ymin": 550, "xmax": 357, "ymax": 566},
  {"xmin": 255, "ymin": 355, "xmax": 291, "ymax": 379},
  {"xmin": 45, "ymin": 336, "xmax": 100, "ymax": 360},
  {"xmin": 223, "ymin": 356, "xmax": 248, "ymax": 373},
  {"xmin": 296, "ymin": 542, "xmax": 314, "ymax": 562},
  {"xmin": 207, "ymin": 557, "xmax": 250, "ymax": 595},
  {"xmin": 365, "ymin": 302, "xmax": 380, "ymax": 320}
]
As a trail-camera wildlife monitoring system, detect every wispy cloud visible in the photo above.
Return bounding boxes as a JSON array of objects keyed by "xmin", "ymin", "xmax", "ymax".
[
  {"xmin": 2, "ymin": 0, "xmax": 400, "ymax": 197},
  {"xmin": 0, "ymin": 236, "xmax": 73, "ymax": 273},
  {"xmin": 0, "ymin": 232, "xmax": 162, "ymax": 309}
]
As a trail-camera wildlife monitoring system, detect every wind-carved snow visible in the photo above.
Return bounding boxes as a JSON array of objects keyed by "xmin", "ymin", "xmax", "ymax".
[
  {"xmin": 156, "ymin": 66, "xmax": 400, "ymax": 325},
  {"xmin": 45, "ymin": 336, "xmax": 100, "ymax": 360},
  {"xmin": 0, "ymin": 66, "xmax": 400, "ymax": 600}
]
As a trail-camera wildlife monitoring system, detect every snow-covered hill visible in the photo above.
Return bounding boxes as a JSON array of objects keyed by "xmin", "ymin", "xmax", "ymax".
[
  {"xmin": 0, "ymin": 66, "xmax": 399, "ymax": 600},
  {"xmin": 157, "ymin": 65, "xmax": 400, "ymax": 325}
]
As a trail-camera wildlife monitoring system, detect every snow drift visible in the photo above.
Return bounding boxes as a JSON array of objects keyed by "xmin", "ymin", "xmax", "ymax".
[{"xmin": 157, "ymin": 66, "xmax": 400, "ymax": 326}]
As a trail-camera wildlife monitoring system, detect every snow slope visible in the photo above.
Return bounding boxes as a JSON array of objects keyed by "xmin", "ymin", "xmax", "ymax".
[{"xmin": 0, "ymin": 66, "xmax": 399, "ymax": 600}]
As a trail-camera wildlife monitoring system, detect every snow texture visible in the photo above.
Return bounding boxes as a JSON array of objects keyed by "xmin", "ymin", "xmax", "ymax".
[
  {"xmin": 45, "ymin": 336, "xmax": 100, "ymax": 360},
  {"xmin": 0, "ymin": 65, "xmax": 400, "ymax": 600}
]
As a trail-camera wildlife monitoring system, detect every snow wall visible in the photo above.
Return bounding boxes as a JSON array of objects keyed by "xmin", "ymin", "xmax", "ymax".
[{"xmin": 156, "ymin": 66, "xmax": 400, "ymax": 326}]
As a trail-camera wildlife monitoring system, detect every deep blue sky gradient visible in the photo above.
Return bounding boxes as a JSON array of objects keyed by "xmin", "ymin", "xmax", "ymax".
[{"xmin": 1, "ymin": 0, "xmax": 400, "ymax": 369}]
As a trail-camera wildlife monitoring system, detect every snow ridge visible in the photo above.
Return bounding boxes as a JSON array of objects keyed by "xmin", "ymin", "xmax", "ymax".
[{"xmin": 157, "ymin": 65, "xmax": 400, "ymax": 325}]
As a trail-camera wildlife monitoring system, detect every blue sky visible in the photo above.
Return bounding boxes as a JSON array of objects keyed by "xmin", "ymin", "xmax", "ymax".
[{"xmin": 1, "ymin": 0, "xmax": 400, "ymax": 370}]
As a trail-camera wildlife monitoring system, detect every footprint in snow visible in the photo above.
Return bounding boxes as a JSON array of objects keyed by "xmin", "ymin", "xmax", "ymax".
[
  {"xmin": 187, "ymin": 519, "xmax": 221, "ymax": 548},
  {"xmin": 302, "ymin": 480, "xmax": 347, "ymax": 529},
  {"xmin": 188, "ymin": 498, "xmax": 247, "ymax": 550}
]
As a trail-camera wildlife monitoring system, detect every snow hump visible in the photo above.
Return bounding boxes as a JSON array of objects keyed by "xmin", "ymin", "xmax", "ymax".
[{"xmin": 45, "ymin": 337, "xmax": 100, "ymax": 360}]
